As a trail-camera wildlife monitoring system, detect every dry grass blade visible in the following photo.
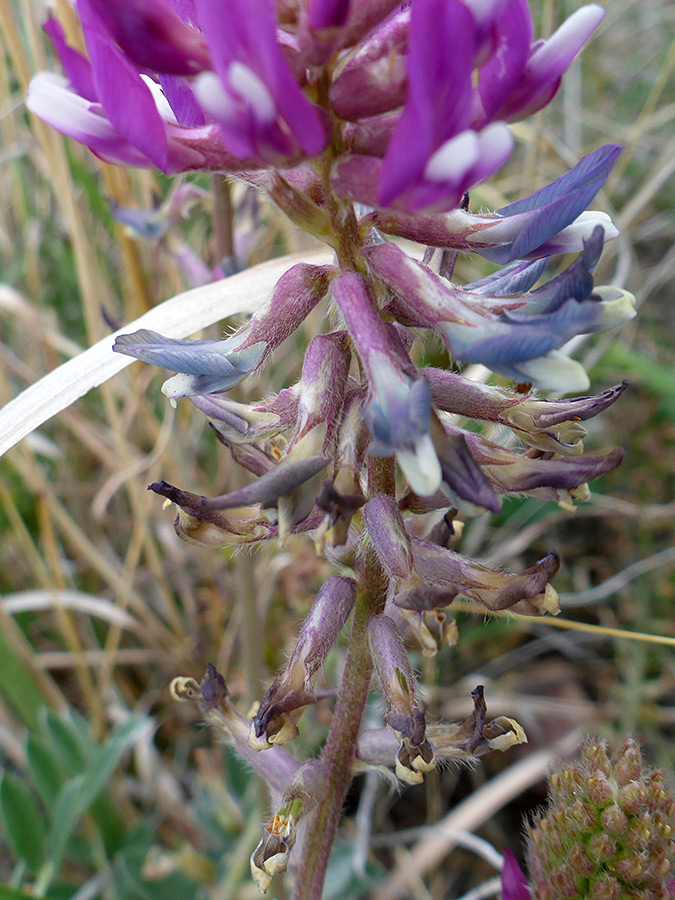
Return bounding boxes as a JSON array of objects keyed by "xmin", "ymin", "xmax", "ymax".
[
  {"xmin": 0, "ymin": 249, "xmax": 332, "ymax": 459},
  {"xmin": 2, "ymin": 590, "xmax": 146, "ymax": 635}
]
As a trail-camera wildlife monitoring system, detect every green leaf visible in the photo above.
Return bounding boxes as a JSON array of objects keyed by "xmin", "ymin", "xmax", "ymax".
[
  {"xmin": 0, "ymin": 629, "xmax": 47, "ymax": 729},
  {"xmin": 43, "ymin": 712, "xmax": 88, "ymax": 775},
  {"xmin": 0, "ymin": 772, "xmax": 45, "ymax": 872},
  {"xmin": 37, "ymin": 718, "xmax": 149, "ymax": 892},
  {"xmin": 0, "ymin": 884, "xmax": 58, "ymax": 900},
  {"xmin": 77, "ymin": 717, "xmax": 149, "ymax": 813},
  {"xmin": 40, "ymin": 775, "xmax": 85, "ymax": 893},
  {"xmin": 25, "ymin": 735, "xmax": 64, "ymax": 807}
]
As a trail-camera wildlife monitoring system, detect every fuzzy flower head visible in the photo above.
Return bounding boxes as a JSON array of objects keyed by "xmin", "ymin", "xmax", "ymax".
[{"xmin": 519, "ymin": 737, "xmax": 675, "ymax": 900}]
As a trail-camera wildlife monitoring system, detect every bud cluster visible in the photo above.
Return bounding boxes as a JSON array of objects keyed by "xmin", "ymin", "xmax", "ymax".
[{"xmin": 524, "ymin": 738, "xmax": 675, "ymax": 900}]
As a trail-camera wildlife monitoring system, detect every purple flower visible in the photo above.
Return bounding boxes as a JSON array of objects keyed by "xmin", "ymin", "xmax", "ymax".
[
  {"xmin": 80, "ymin": 0, "xmax": 211, "ymax": 76},
  {"xmin": 365, "ymin": 224, "xmax": 635, "ymax": 391},
  {"xmin": 475, "ymin": 144, "xmax": 623, "ymax": 264},
  {"xmin": 347, "ymin": 0, "xmax": 604, "ymax": 213},
  {"xmin": 192, "ymin": 0, "xmax": 326, "ymax": 162},
  {"xmin": 113, "ymin": 263, "xmax": 332, "ymax": 397},
  {"xmin": 331, "ymin": 273, "xmax": 442, "ymax": 495},
  {"xmin": 355, "ymin": 145, "xmax": 621, "ymax": 260},
  {"xmin": 376, "ymin": 0, "xmax": 514, "ymax": 212},
  {"xmin": 28, "ymin": 20, "xmax": 258, "ymax": 173},
  {"xmin": 501, "ymin": 849, "xmax": 531, "ymax": 900},
  {"xmin": 29, "ymin": 0, "xmax": 328, "ymax": 170},
  {"xmin": 484, "ymin": 5, "xmax": 605, "ymax": 123}
]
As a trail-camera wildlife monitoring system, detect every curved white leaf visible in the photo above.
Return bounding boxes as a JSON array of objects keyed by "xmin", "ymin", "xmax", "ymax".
[{"xmin": 0, "ymin": 249, "xmax": 332, "ymax": 459}]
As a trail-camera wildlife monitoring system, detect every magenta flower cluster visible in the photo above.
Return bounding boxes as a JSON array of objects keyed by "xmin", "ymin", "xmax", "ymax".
[{"xmin": 32, "ymin": 0, "xmax": 602, "ymax": 206}]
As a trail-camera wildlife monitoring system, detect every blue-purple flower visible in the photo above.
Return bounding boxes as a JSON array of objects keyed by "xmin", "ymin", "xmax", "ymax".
[
  {"xmin": 331, "ymin": 272, "xmax": 443, "ymax": 495},
  {"xmin": 365, "ymin": 216, "xmax": 634, "ymax": 391},
  {"xmin": 113, "ymin": 263, "xmax": 332, "ymax": 396}
]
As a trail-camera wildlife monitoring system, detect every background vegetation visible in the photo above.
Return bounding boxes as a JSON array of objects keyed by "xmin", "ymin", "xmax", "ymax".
[{"xmin": 0, "ymin": 1, "xmax": 673, "ymax": 898}]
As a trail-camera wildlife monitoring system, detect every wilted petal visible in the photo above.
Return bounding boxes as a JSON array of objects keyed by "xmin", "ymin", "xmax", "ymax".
[
  {"xmin": 458, "ymin": 425, "xmax": 625, "ymax": 498},
  {"xmin": 171, "ymin": 664, "xmax": 300, "ymax": 792},
  {"xmin": 397, "ymin": 606, "xmax": 459, "ymax": 657},
  {"xmin": 149, "ymin": 480, "xmax": 273, "ymax": 544},
  {"xmin": 368, "ymin": 615, "xmax": 436, "ymax": 783},
  {"xmin": 190, "ymin": 396, "xmax": 281, "ymax": 443},
  {"xmin": 427, "ymin": 685, "xmax": 528, "ymax": 758},
  {"xmin": 356, "ymin": 685, "xmax": 527, "ymax": 772},
  {"xmin": 402, "ymin": 538, "xmax": 561, "ymax": 613},
  {"xmin": 250, "ymin": 760, "xmax": 323, "ymax": 892},
  {"xmin": 501, "ymin": 380, "xmax": 628, "ymax": 430},
  {"xmin": 251, "ymin": 814, "xmax": 297, "ymax": 892},
  {"xmin": 195, "ymin": 456, "xmax": 329, "ymax": 511}
]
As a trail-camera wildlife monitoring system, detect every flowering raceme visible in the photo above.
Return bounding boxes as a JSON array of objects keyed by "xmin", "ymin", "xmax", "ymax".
[{"xmin": 28, "ymin": 1, "xmax": 640, "ymax": 897}]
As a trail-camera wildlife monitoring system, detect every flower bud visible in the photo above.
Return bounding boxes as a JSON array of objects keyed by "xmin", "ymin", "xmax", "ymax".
[
  {"xmin": 364, "ymin": 494, "xmax": 413, "ymax": 580},
  {"xmin": 251, "ymin": 577, "xmax": 356, "ymax": 748},
  {"xmin": 368, "ymin": 614, "xmax": 435, "ymax": 783}
]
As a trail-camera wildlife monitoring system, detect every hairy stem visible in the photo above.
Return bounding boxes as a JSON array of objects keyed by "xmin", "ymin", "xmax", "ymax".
[
  {"xmin": 291, "ymin": 588, "xmax": 372, "ymax": 900},
  {"xmin": 291, "ymin": 458, "xmax": 394, "ymax": 899}
]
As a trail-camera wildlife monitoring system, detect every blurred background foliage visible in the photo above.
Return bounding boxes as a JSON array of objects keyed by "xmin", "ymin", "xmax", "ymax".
[{"xmin": 0, "ymin": 0, "xmax": 674, "ymax": 898}]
